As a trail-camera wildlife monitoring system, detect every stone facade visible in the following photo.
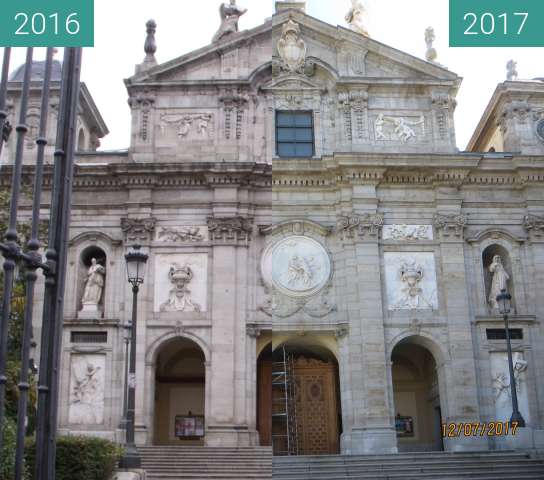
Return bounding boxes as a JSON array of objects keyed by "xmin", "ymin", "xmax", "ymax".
[{"xmin": 3, "ymin": 0, "xmax": 543, "ymax": 456}]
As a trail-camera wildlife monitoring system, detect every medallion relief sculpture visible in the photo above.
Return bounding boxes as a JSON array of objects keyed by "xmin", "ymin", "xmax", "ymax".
[
  {"xmin": 488, "ymin": 255, "xmax": 510, "ymax": 311},
  {"xmin": 160, "ymin": 263, "xmax": 202, "ymax": 312}
]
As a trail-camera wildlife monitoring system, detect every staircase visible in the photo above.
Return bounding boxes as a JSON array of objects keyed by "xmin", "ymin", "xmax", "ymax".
[
  {"xmin": 272, "ymin": 451, "xmax": 544, "ymax": 480},
  {"xmin": 138, "ymin": 446, "xmax": 272, "ymax": 479}
]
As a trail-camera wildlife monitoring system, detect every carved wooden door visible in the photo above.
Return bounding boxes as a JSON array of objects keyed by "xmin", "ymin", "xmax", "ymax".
[{"xmin": 294, "ymin": 358, "xmax": 339, "ymax": 455}]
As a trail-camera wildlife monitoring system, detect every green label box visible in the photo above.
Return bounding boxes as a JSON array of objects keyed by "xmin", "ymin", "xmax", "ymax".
[
  {"xmin": 0, "ymin": 0, "xmax": 94, "ymax": 47},
  {"xmin": 450, "ymin": 0, "xmax": 544, "ymax": 47}
]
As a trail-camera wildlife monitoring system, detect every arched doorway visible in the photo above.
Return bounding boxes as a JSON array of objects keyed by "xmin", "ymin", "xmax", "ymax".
[
  {"xmin": 153, "ymin": 337, "xmax": 206, "ymax": 445},
  {"xmin": 272, "ymin": 341, "xmax": 341, "ymax": 456},
  {"xmin": 257, "ymin": 344, "xmax": 272, "ymax": 446},
  {"xmin": 391, "ymin": 338, "xmax": 443, "ymax": 452}
]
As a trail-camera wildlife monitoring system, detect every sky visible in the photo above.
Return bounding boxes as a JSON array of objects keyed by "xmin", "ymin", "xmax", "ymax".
[{"xmin": 4, "ymin": 0, "xmax": 544, "ymax": 151}]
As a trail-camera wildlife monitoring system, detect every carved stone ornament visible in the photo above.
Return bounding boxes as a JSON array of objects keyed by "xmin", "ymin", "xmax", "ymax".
[
  {"xmin": 270, "ymin": 236, "xmax": 331, "ymax": 298},
  {"xmin": 491, "ymin": 352, "xmax": 529, "ymax": 423},
  {"xmin": 246, "ymin": 324, "xmax": 262, "ymax": 338},
  {"xmin": 207, "ymin": 216, "xmax": 253, "ymax": 242},
  {"xmin": 536, "ymin": 118, "xmax": 544, "ymax": 143},
  {"xmin": 121, "ymin": 217, "xmax": 157, "ymax": 243},
  {"xmin": 272, "ymin": 285, "xmax": 336, "ymax": 319},
  {"xmin": 345, "ymin": 0, "xmax": 369, "ymax": 37},
  {"xmin": 128, "ymin": 90, "xmax": 155, "ymax": 142},
  {"xmin": 335, "ymin": 324, "xmax": 349, "ymax": 339},
  {"xmin": 158, "ymin": 227, "xmax": 205, "ymax": 242},
  {"xmin": 68, "ymin": 355, "xmax": 105, "ymax": 425},
  {"xmin": 160, "ymin": 113, "xmax": 214, "ymax": 139},
  {"xmin": 385, "ymin": 252, "xmax": 438, "ymax": 311},
  {"xmin": 382, "ymin": 225, "xmax": 433, "ymax": 241},
  {"xmin": 374, "ymin": 114, "xmax": 425, "ymax": 143},
  {"xmin": 523, "ymin": 214, "xmax": 544, "ymax": 239},
  {"xmin": 336, "ymin": 214, "xmax": 384, "ymax": 240},
  {"xmin": 277, "ymin": 20, "xmax": 307, "ymax": 74},
  {"xmin": 160, "ymin": 263, "xmax": 201, "ymax": 312},
  {"xmin": 212, "ymin": 0, "xmax": 247, "ymax": 43},
  {"xmin": 433, "ymin": 213, "xmax": 466, "ymax": 238}
]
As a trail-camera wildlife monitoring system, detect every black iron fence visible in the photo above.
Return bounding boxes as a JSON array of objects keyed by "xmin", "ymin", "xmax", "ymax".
[{"xmin": 0, "ymin": 46, "xmax": 82, "ymax": 480}]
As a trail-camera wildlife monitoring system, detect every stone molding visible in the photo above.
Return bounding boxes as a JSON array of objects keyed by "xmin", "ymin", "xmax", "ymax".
[
  {"xmin": 121, "ymin": 217, "xmax": 157, "ymax": 244},
  {"xmin": 433, "ymin": 213, "xmax": 466, "ymax": 239},
  {"xmin": 261, "ymin": 219, "xmax": 332, "ymax": 238},
  {"xmin": 523, "ymin": 214, "xmax": 544, "ymax": 240},
  {"xmin": 336, "ymin": 214, "xmax": 384, "ymax": 240},
  {"xmin": 207, "ymin": 216, "xmax": 253, "ymax": 243}
]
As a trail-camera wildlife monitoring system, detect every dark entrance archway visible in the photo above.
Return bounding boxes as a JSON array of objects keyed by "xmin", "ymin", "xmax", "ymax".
[
  {"xmin": 153, "ymin": 337, "xmax": 206, "ymax": 445},
  {"xmin": 257, "ymin": 343, "xmax": 272, "ymax": 446}
]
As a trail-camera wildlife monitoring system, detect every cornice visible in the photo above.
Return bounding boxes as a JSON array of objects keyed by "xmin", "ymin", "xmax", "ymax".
[{"xmin": 0, "ymin": 162, "xmax": 272, "ymax": 191}]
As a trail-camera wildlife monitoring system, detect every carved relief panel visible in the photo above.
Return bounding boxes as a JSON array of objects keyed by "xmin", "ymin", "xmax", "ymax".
[
  {"xmin": 68, "ymin": 354, "xmax": 106, "ymax": 425},
  {"xmin": 384, "ymin": 252, "xmax": 438, "ymax": 310},
  {"xmin": 160, "ymin": 112, "xmax": 215, "ymax": 141},
  {"xmin": 154, "ymin": 254, "xmax": 208, "ymax": 313}
]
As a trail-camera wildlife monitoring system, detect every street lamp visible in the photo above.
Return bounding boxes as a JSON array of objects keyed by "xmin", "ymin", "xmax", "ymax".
[
  {"xmin": 118, "ymin": 321, "xmax": 132, "ymax": 432},
  {"xmin": 119, "ymin": 245, "xmax": 148, "ymax": 469},
  {"xmin": 496, "ymin": 288, "xmax": 526, "ymax": 428}
]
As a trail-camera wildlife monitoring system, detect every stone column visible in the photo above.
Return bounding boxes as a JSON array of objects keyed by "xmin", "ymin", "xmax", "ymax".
[
  {"xmin": 206, "ymin": 216, "xmax": 253, "ymax": 446},
  {"xmin": 433, "ymin": 212, "xmax": 488, "ymax": 451},
  {"xmin": 337, "ymin": 210, "xmax": 397, "ymax": 454}
]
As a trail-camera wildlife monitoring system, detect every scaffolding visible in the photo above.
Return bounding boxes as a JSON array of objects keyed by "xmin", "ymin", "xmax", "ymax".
[{"xmin": 272, "ymin": 346, "xmax": 299, "ymax": 456}]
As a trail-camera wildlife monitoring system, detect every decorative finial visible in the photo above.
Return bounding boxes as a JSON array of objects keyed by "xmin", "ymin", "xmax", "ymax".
[
  {"xmin": 506, "ymin": 59, "xmax": 518, "ymax": 81},
  {"xmin": 425, "ymin": 27, "xmax": 438, "ymax": 63},
  {"xmin": 144, "ymin": 19, "xmax": 157, "ymax": 61},
  {"xmin": 212, "ymin": 0, "xmax": 247, "ymax": 43},
  {"xmin": 345, "ymin": 0, "xmax": 369, "ymax": 37}
]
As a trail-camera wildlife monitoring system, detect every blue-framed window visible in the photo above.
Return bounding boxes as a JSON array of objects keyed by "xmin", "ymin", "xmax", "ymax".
[{"xmin": 275, "ymin": 111, "xmax": 314, "ymax": 158}]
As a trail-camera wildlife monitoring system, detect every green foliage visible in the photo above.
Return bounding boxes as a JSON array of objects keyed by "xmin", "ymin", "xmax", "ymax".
[
  {"xmin": 25, "ymin": 436, "xmax": 123, "ymax": 480},
  {"xmin": 0, "ymin": 417, "xmax": 17, "ymax": 480}
]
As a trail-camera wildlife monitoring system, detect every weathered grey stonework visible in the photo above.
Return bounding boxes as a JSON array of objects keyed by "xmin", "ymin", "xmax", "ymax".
[{"xmin": 3, "ymin": 0, "xmax": 542, "ymax": 457}]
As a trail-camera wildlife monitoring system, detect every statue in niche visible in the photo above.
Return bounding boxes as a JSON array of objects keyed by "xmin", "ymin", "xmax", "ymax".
[
  {"xmin": 81, "ymin": 258, "xmax": 105, "ymax": 307},
  {"xmin": 346, "ymin": 0, "xmax": 369, "ymax": 37},
  {"xmin": 212, "ymin": 0, "xmax": 247, "ymax": 43},
  {"xmin": 393, "ymin": 260, "xmax": 432, "ymax": 309},
  {"xmin": 160, "ymin": 263, "xmax": 201, "ymax": 312},
  {"xmin": 488, "ymin": 255, "xmax": 510, "ymax": 311}
]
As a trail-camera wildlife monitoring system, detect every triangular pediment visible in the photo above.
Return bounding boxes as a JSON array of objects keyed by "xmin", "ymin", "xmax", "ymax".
[
  {"xmin": 126, "ymin": 21, "xmax": 272, "ymax": 87},
  {"xmin": 272, "ymin": 9, "xmax": 460, "ymax": 84}
]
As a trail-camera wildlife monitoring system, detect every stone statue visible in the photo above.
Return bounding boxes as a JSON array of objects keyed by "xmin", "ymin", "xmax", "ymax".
[
  {"xmin": 488, "ymin": 255, "xmax": 510, "ymax": 310},
  {"xmin": 345, "ymin": 0, "xmax": 369, "ymax": 37},
  {"xmin": 506, "ymin": 60, "xmax": 518, "ymax": 81},
  {"xmin": 425, "ymin": 27, "xmax": 438, "ymax": 64},
  {"xmin": 161, "ymin": 263, "xmax": 201, "ymax": 312},
  {"xmin": 81, "ymin": 258, "xmax": 105, "ymax": 307},
  {"xmin": 212, "ymin": 0, "xmax": 247, "ymax": 43}
]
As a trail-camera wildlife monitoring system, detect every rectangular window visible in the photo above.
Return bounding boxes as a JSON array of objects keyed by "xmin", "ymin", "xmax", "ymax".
[
  {"xmin": 276, "ymin": 111, "xmax": 314, "ymax": 158},
  {"xmin": 486, "ymin": 328, "xmax": 523, "ymax": 340},
  {"xmin": 71, "ymin": 331, "xmax": 108, "ymax": 343}
]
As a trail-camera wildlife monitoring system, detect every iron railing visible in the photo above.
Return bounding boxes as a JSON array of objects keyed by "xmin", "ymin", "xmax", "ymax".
[{"xmin": 0, "ymin": 46, "xmax": 83, "ymax": 480}]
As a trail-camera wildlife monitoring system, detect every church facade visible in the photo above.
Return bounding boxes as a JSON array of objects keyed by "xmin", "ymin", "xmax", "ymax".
[{"xmin": 4, "ymin": 0, "xmax": 544, "ymax": 457}]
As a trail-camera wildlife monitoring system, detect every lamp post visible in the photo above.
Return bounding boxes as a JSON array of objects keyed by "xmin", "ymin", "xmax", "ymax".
[
  {"xmin": 118, "ymin": 321, "xmax": 132, "ymax": 431},
  {"xmin": 119, "ymin": 245, "xmax": 148, "ymax": 469},
  {"xmin": 496, "ymin": 288, "xmax": 526, "ymax": 428}
]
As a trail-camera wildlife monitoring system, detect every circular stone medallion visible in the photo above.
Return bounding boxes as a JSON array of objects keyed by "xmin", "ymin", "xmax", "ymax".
[
  {"xmin": 536, "ymin": 119, "xmax": 544, "ymax": 143},
  {"xmin": 267, "ymin": 236, "xmax": 331, "ymax": 298}
]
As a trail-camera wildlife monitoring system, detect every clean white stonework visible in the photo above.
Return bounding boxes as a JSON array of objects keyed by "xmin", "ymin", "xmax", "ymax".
[
  {"xmin": 154, "ymin": 254, "xmax": 208, "ymax": 313},
  {"xmin": 384, "ymin": 252, "xmax": 438, "ymax": 310},
  {"xmin": 490, "ymin": 352, "xmax": 530, "ymax": 423},
  {"xmin": 68, "ymin": 354, "xmax": 106, "ymax": 425}
]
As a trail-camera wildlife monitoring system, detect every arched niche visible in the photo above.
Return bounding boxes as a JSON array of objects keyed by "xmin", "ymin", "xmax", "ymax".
[
  {"xmin": 77, "ymin": 128, "xmax": 86, "ymax": 151},
  {"xmin": 482, "ymin": 244, "xmax": 515, "ymax": 313},
  {"xmin": 77, "ymin": 245, "xmax": 107, "ymax": 316}
]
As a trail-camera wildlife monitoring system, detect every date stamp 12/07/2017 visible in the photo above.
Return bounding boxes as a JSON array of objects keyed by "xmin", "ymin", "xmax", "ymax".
[{"xmin": 442, "ymin": 421, "xmax": 520, "ymax": 438}]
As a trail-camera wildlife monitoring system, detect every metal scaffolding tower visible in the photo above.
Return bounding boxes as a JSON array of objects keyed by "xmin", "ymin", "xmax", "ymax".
[{"xmin": 272, "ymin": 346, "xmax": 299, "ymax": 456}]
